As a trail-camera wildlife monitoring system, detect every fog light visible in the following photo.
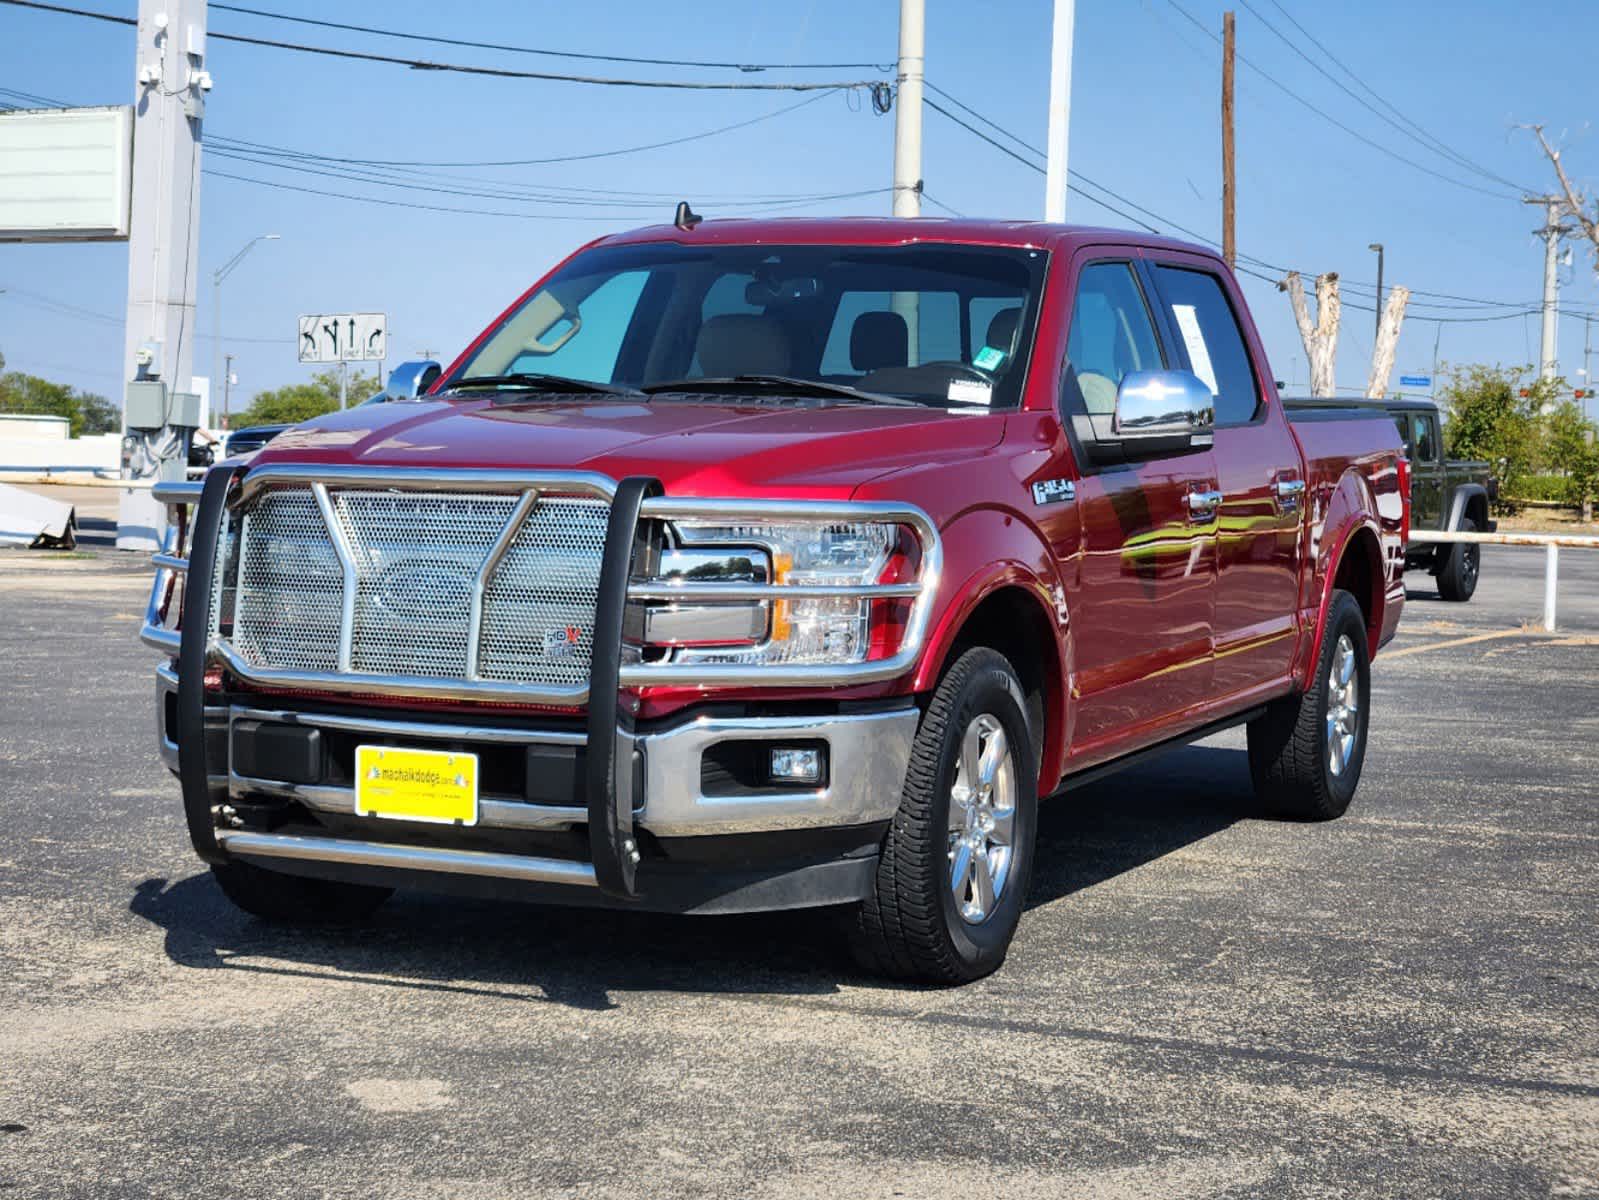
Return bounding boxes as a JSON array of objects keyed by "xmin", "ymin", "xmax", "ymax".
[{"xmin": 769, "ymin": 746, "xmax": 823, "ymax": 785}]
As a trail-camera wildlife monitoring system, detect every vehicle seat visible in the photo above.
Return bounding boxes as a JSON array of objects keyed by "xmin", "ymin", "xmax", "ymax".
[
  {"xmin": 982, "ymin": 307, "xmax": 1021, "ymax": 366},
  {"xmin": 695, "ymin": 314, "xmax": 793, "ymax": 378},
  {"xmin": 850, "ymin": 310, "xmax": 909, "ymax": 372}
]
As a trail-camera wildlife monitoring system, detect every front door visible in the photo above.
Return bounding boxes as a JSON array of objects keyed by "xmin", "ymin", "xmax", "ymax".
[
  {"xmin": 1145, "ymin": 258, "xmax": 1302, "ymax": 698},
  {"xmin": 1408, "ymin": 411, "xmax": 1445, "ymax": 530},
  {"xmin": 1056, "ymin": 258, "xmax": 1218, "ymax": 760}
]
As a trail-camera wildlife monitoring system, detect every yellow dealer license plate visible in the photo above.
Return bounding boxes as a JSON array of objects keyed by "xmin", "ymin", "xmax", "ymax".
[{"xmin": 354, "ymin": 745, "xmax": 479, "ymax": 825}]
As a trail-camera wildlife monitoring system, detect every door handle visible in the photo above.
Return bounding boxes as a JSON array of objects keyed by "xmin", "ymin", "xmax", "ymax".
[
  {"xmin": 1275, "ymin": 478, "xmax": 1306, "ymax": 511},
  {"xmin": 1186, "ymin": 489, "xmax": 1223, "ymax": 516}
]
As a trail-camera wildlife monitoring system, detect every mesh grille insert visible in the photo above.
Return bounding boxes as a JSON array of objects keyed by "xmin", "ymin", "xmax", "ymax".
[{"xmin": 226, "ymin": 484, "xmax": 608, "ymax": 690}]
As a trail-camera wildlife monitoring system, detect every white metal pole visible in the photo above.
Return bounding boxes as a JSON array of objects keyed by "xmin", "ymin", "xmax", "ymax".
[
  {"xmin": 892, "ymin": 0, "xmax": 924, "ymax": 218},
  {"xmin": 119, "ymin": 0, "xmax": 208, "ymax": 550},
  {"xmin": 1044, "ymin": 0, "xmax": 1076, "ymax": 222},
  {"xmin": 1534, "ymin": 198, "xmax": 1562, "ymax": 381},
  {"xmin": 1544, "ymin": 543, "xmax": 1558, "ymax": 631}
]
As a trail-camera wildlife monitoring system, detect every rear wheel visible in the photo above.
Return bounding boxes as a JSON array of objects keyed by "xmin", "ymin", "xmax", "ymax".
[
  {"xmin": 1436, "ymin": 516, "xmax": 1481, "ymax": 602},
  {"xmin": 849, "ymin": 647, "xmax": 1039, "ymax": 984},
  {"xmin": 211, "ymin": 859, "xmax": 392, "ymax": 923},
  {"xmin": 1247, "ymin": 589, "xmax": 1371, "ymax": 821}
]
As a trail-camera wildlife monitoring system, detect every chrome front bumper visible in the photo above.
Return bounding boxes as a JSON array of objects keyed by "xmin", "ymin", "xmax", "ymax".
[{"xmin": 155, "ymin": 670, "xmax": 915, "ymax": 840}]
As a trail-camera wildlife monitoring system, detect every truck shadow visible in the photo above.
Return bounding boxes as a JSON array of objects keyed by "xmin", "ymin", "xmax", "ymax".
[{"xmin": 128, "ymin": 744, "xmax": 1249, "ymax": 1006}]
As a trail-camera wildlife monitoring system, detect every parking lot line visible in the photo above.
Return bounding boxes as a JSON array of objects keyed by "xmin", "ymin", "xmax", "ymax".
[{"xmin": 1383, "ymin": 629, "xmax": 1530, "ymax": 659}]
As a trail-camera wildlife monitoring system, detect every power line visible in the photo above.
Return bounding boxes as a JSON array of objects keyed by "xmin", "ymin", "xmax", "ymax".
[
  {"xmin": 1259, "ymin": 0, "xmax": 1528, "ymax": 194},
  {"xmin": 1162, "ymin": 0, "xmax": 1521, "ymax": 201},
  {"xmin": 0, "ymin": 0, "xmax": 887, "ymax": 94},
  {"xmin": 209, "ymin": 2, "xmax": 893, "ymax": 73},
  {"xmin": 200, "ymin": 89, "xmax": 841, "ymax": 169}
]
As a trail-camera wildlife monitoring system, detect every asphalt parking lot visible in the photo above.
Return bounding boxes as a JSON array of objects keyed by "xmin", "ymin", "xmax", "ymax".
[{"xmin": 1, "ymin": 544, "xmax": 1595, "ymax": 1199}]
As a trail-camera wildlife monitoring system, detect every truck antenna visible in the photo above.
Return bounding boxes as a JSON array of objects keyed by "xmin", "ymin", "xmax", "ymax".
[{"xmin": 674, "ymin": 201, "xmax": 704, "ymax": 231}]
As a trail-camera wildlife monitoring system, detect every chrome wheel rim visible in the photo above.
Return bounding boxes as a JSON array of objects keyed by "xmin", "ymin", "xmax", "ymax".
[
  {"xmin": 1326, "ymin": 634, "xmax": 1361, "ymax": 778},
  {"xmin": 946, "ymin": 713, "xmax": 1016, "ymax": 925}
]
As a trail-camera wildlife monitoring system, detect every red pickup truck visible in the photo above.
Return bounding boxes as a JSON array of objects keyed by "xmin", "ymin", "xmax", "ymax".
[{"xmin": 143, "ymin": 218, "xmax": 1407, "ymax": 983}]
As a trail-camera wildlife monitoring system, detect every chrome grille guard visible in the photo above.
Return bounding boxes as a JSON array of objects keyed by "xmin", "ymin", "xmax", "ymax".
[{"xmin": 142, "ymin": 465, "xmax": 942, "ymax": 899}]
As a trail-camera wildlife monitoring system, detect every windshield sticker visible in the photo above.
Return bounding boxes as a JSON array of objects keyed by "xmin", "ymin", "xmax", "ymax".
[
  {"xmin": 1171, "ymin": 304, "xmax": 1220, "ymax": 396},
  {"xmin": 973, "ymin": 346, "xmax": 1006, "ymax": 372},
  {"xmin": 947, "ymin": 378, "xmax": 993, "ymax": 406}
]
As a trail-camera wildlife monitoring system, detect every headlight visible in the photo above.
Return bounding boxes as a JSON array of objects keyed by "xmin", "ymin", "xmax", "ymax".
[{"xmin": 628, "ymin": 519, "xmax": 917, "ymax": 668}]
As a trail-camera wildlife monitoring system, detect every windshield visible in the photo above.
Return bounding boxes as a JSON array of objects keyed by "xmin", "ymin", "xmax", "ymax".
[{"xmin": 448, "ymin": 241, "xmax": 1048, "ymax": 409}]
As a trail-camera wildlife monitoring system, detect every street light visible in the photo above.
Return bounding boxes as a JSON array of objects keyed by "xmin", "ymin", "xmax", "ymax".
[
  {"xmin": 1368, "ymin": 242, "xmax": 1384, "ymax": 339},
  {"xmin": 212, "ymin": 233, "xmax": 280, "ymax": 429}
]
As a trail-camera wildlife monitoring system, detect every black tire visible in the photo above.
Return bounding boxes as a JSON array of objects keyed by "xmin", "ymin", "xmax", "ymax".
[
  {"xmin": 210, "ymin": 859, "xmax": 392, "ymax": 923},
  {"xmin": 849, "ymin": 647, "xmax": 1039, "ymax": 984},
  {"xmin": 1247, "ymin": 589, "xmax": 1371, "ymax": 821},
  {"xmin": 1436, "ymin": 516, "xmax": 1481, "ymax": 602}
]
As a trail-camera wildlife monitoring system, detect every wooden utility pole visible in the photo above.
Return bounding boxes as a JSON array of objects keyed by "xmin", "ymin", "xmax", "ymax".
[
  {"xmin": 1221, "ymin": 11, "xmax": 1236, "ymax": 270},
  {"xmin": 1281, "ymin": 271, "xmax": 1340, "ymax": 397}
]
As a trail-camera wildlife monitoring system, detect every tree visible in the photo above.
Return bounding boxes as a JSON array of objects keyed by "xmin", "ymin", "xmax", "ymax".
[
  {"xmin": 1543, "ymin": 400, "xmax": 1599, "ymax": 518},
  {"xmin": 77, "ymin": 392, "xmax": 120, "ymax": 435},
  {"xmin": 1439, "ymin": 363, "xmax": 1554, "ymax": 499},
  {"xmin": 1524, "ymin": 125, "xmax": 1599, "ymax": 275},
  {"xmin": 237, "ymin": 369, "xmax": 381, "ymax": 427},
  {"xmin": 0, "ymin": 371, "xmax": 86, "ymax": 436}
]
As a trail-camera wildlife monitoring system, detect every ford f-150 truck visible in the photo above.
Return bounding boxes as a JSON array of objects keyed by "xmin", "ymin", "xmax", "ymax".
[{"xmin": 142, "ymin": 218, "xmax": 1407, "ymax": 983}]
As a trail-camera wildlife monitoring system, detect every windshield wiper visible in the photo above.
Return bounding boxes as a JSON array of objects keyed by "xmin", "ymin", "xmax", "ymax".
[
  {"xmin": 445, "ymin": 372, "xmax": 641, "ymax": 398},
  {"xmin": 640, "ymin": 375, "xmax": 923, "ymax": 407}
]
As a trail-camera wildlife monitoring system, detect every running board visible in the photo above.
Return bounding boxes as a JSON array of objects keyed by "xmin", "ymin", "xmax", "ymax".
[
  {"xmin": 213, "ymin": 830, "xmax": 599, "ymax": 887},
  {"xmin": 1057, "ymin": 705, "xmax": 1267, "ymax": 793}
]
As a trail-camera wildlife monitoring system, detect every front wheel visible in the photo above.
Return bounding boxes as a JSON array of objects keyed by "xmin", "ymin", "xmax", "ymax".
[
  {"xmin": 848, "ymin": 647, "xmax": 1039, "ymax": 984},
  {"xmin": 1436, "ymin": 516, "xmax": 1481, "ymax": 602},
  {"xmin": 1247, "ymin": 589, "xmax": 1371, "ymax": 821}
]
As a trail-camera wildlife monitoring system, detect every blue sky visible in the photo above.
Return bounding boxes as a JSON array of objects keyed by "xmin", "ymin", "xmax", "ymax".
[{"xmin": 2, "ymin": 0, "xmax": 1596, "ymax": 409}]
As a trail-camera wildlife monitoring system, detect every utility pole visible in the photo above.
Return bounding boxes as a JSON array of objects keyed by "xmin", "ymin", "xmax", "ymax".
[
  {"xmin": 118, "ymin": 0, "xmax": 209, "ymax": 551},
  {"xmin": 1583, "ymin": 315, "xmax": 1594, "ymax": 422},
  {"xmin": 1527, "ymin": 196, "xmax": 1571, "ymax": 381},
  {"xmin": 891, "ymin": 0, "xmax": 924, "ymax": 218},
  {"xmin": 222, "ymin": 352, "xmax": 233, "ymax": 428},
  {"xmin": 1044, "ymin": 0, "xmax": 1076, "ymax": 222},
  {"xmin": 1368, "ymin": 243, "xmax": 1384, "ymax": 340},
  {"xmin": 1221, "ymin": 11, "xmax": 1236, "ymax": 269}
]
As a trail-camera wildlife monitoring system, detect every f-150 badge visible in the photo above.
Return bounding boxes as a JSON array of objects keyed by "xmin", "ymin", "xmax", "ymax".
[{"xmin": 1031, "ymin": 479, "xmax": 1076, "ymax": 506}]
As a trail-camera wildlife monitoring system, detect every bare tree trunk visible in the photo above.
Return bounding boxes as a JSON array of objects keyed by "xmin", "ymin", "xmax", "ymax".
[
  {"xmin": 1281, "ymin": 270, "xmax": 1341, "ymax": 397},
  {"xmin": 1526, "ymin": 124, "xmax": 1599, "ymax": 267},
  {"xmin": 1366, "ymin": 285, "xmax": 1411, "ymax": 399}
]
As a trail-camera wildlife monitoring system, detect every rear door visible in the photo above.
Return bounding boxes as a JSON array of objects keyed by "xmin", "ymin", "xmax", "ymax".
[
  {"xmin": 1145, "ymin": 256, "xmax": 1302, "ymax": 698},
  {"xmin": 1057, "ymin": 253, "xmax": 1219, "ymax": 755}
]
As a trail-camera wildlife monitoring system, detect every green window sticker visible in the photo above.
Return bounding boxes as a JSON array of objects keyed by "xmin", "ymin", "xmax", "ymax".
[{"xmin": 974, "ymin": 345, "xmax": 1006, "ymax": 372}]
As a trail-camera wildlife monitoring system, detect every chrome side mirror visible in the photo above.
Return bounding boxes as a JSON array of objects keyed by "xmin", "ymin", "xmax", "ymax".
[
  {"xmin": 1112, "ymin": 370, "xmax": 1215, "ymax": 447},
  {"xmin": 383, "ymin": 359, "xmax": 443, "ymax": 401}
]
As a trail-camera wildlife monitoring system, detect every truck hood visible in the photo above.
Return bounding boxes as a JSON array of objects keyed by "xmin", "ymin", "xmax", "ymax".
[{"xmin": 247, "ymin": 397, "xmax": 1005, "ymax": 497}]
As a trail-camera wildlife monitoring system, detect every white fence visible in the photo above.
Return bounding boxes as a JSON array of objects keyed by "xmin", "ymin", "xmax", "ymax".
[{"xmin": 1410, "ymin": 529, "xmax": 1599, "ymax": 631}]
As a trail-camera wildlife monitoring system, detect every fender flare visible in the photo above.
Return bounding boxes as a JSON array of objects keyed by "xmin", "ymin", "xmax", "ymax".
[
  {"xmin": 911, "ymin": 509, "xmax": 1072, "ymax": 791},
  {"xmin": 1299, "ymin": 507, "xmax": 1384, "ymax": 692},
  {"xmin": 1447, "ymin": 483, "xmax": 1490, "ymax": 531}
]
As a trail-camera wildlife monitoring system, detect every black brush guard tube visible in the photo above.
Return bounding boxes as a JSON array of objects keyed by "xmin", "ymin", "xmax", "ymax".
[
  {"xmin": 176, "ymin": 463, "xmax": 240, "ymax": 865},
  {"xmin": 175, "ymin": 466, "xmax": 659, "ymax": 899}
]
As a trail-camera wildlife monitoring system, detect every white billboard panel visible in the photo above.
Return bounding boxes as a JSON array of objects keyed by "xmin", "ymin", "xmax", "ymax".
[{"xmin": 0, "ymin": 107, "xmax": 133, "ymax": 242}]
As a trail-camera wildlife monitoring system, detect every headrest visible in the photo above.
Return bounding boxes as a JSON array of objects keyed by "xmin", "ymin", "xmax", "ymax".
[
  {"xmin": 695, "ymin": 314, "xmax": 793, "ymax": 378},
  {"xmin": 849, "ymin": 310, "xmax": 909, "ymax": 372},
  {"xmin": 985, "ymin": 306, "xmax": 1022, "ymax": 355}
]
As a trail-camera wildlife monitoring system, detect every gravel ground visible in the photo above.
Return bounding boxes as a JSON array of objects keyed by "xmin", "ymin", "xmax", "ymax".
[{"xmin": 0, "ymin": 544, "xmax": 1594, "ymax": 1199}]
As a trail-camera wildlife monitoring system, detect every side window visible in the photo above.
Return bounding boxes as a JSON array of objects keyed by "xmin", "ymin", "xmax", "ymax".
[
  {"xmin": 1412, "ymin": 414, "xmax": 1439, "ymax": 462},
  {"xmin": 1152, "ymin": 266, "xmax": 1261, "ymax": 425},
  {"xmin": 1062, "ymin": 263, "xmax": 1165, "ymax": 416},
  {"xmin": 1393, "ymin": 415, "xmax": 1414, "ymax": 457}
]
